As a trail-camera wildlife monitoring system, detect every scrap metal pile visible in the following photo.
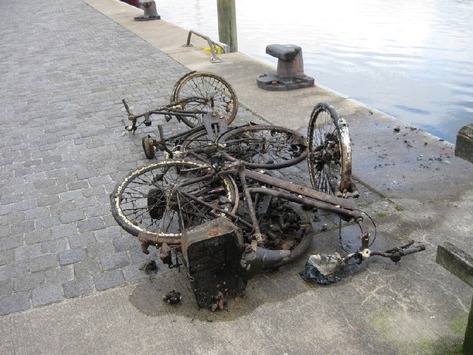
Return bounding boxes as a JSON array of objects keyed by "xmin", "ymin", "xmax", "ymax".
[{"xmin": 111, "ymin": 71, "xmax": 425, "ymax": 309}]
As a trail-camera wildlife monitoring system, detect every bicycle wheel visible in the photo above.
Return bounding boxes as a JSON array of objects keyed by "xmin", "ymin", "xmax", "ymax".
[
  {"xmin": 307, "ymin": 103, "xmax": 352, "ymax": 195},
  {"xmin": 110, "ymin": 160, "xmax": 238, "ymax": 243},
  {"xmin": 218, "ymin": 125, "xmax": 307, "ymax": 169},
  {"xmin": 178, "ymin": 129, "xmax": 216, "ymax": 162},
  {"xmin": 171, "ymin": 72, "xmax": 238, "ymax": 128},
  {"xmin": 142, "ymin": 135, "xmax": 156, "ymax": 159}
]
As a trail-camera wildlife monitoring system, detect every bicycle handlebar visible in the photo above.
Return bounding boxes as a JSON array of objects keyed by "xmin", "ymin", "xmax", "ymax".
[
  {"xmin": 122, "ymin": 99, "xmax": 138, "ymax": 132},
  {"xmin": 122, "ymin": 99, "xmax": 131, "ymax": 115},
  {"xmin": 122, "ymin": 97, "xmax": 212, "ymax": 133},
  {"xmin": 343, "ymin": 240, "xmax": 426, "ymax": 263}
]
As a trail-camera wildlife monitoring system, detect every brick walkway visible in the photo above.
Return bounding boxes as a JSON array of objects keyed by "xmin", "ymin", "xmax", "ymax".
[
  {"xmin": 0, "ymin": 0, "xmax": 197, "ymax": 315},
  {"xmin": 0, "ymin": 0, "xmax": 300, "ymax": 315}
]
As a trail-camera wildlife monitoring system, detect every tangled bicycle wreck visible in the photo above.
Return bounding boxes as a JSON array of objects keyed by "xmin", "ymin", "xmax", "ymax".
[{"xmin": 111, "ymin": 71, "xmax": 425, "ymax": 310}]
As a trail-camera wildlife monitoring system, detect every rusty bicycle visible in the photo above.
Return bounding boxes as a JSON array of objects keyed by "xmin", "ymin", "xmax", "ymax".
[
  {"xmin": 111, "ymin": 102, "xmax": 425, "ymax": 308},
  {"xmin": 122, "ymin": 71, "xmax": 238, "ymax": 133},
  {"xmin": 141, "ymin": 113, "xmax": 308, "ymax": 170}
]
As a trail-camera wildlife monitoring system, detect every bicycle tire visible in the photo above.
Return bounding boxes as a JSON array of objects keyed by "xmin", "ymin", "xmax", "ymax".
[
  {"xmin": 255, "ymin": 202, "xmax": 312, "ymax": 269},
  {"xmin": 218, "ymin": 125, "xmax": 307, "ymax": 169},
  {"xmin": 171, "ymin": 71, "xmax": 238, "ymax": 128},
  {"xmin": 235, "ymin": 188, "xmax": 313, "ymax": 270},
  {"xmin": 179, "ymin": 129, "xmax": 216, "ymax": 162},
  {"xmin": 142, "ymin": 135, "xmax": 156, "ymax": 159},
  {"xmin": 307, "ymin": 103, "xmax": 352, "ymax": 195},
  {"xmin": 110, "ymin": 160, "xmax": 238, "ymax": 242}
]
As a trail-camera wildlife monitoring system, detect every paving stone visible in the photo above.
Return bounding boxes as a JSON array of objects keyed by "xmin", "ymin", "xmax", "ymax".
[
  {"xmin": 113, "ymin": 235, "xmax": 139, "ymax": 253},
  {"xmin": 14, "ymin": 244, "xmax": 42, "ymax": 262},
  {"xmin": 72, "ymin": 196, "xmax": 99, "ymax": 209},
  {"xmin": 29, "ymin": 254, "xmax": 59, "ymax": 273},
  {"xmin": 63, "ymin": 277, "xmax": 95, "ymax": 298},
  {"xmin": 39, "ymin": 184, "xmax": 68, "ymax": 196},
  {"xmin": 59, "ymin": 210, "xmax": 86, "ymax": 224},
  {"xmin": 11, "ymin": 220, "xmax": 35, "ymax": 235},
  {"xmin": 94, "ymin": 269, "xmax": 126, "ymax": 291},
  {"xmin": 58, "ymin": 190, "xmax": 83, "ymax": 203},
  {"xmin": 77, "ymin": 217, "xmax": 105, "ymax": 233},
  {"xmin": 67, "ymin": 180, "xmax": 89, "ymax": 191},
  {"xmin": 31, "ymin": 285, "xmax": 63, "ymax": 307},
  {"xmin": 0, "ymin": 293, "xmax": 31, "ymax": 316},
  {"xmin": 84, "ymin": 204, "xmax": 109, "ymax": 219},
  {"xmin": 86, "ymin": 241, "xmax": 115, "ymax": 259},
  {"xmin": 95, "ymin": 226, "xmax": 123, "ymax": 244},
  {"xmin": 0, "ymin": 260, "xmax": 28, "ymax": 283},
  {"xmin": 58, "ymin": 248, "xmax": 87, "ymax": 266},
  {"xmin": 33, "ymin": 178, "xmax": 57, "ymax": 189},
  {"xmin": 0, "ymin": 234, "xmax": 24, "ymax": 253},
  {"xmin": 41, "ymin": 238, "xmax": 69, "ymax": 254},
  {"xmin": 49, "ymin": 201, "xmax": 76, "ymax": 215},
  {"xmin": 0, "ymin": 204, "xmax": 12, "ymax": 217},
  {"xmin": 100, "ymin": 252, "xmax": 130, "ymax": 271},
  {"xmin": 35, "ymin": 216, "xmax": 61, "ymax": 229},
  {"xmin": 13, "ymin": 272, "xmax": 45, "ymax": 292},
  {"xmin": 89, "ymin": 175, "xmax": 112, "ymax": 187},
  {"xmin": 83, "ymin": 186, "xmax": 107, "ymax": 200},
  {"xmin": 0, "ymin": 225, "xmax": 11, "ymax": 239},
  {"xmin": 36, "ymin": 194, "xmax": 60, "ymax": 207},
  {"xmin": 74, "ymin": 259, "xmax": 101, "ymax": 280},
  {"xmin": 51, "ymin": 224, "xmax": 79, "ymax": 240},
  {"xmin": 44, "ymin": 267, "xmax": 74, "ymax": 285},
  {"xmin": 129, "ymin": 248, "xmax": 155, "ymax": 266},
  {"xmin": 0, "ymin": 250, "xmax": 14, "ymax": 267},
  {"xmin": 11, "ymin": 199, "xmax": 39, "ymax": 214},
  {"xmin": 102, "ymin": 214, "xmax": 119, "ymax": 228},
  {"xmin": 68, "ymin": 232, "xmax": 97, "ymax": 250},
  {"xmin": 24, "ymin": 206, "xmax": 53, "ymax": 221},
  {"xmin": 123, "ymin": 265, "xmax": 151, "ymax": 283}
]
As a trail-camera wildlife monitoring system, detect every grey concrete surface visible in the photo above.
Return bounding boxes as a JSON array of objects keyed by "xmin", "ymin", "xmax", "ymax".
[{"xmin": 1, "ymin": 0, "xmax": 472, "ymax": 354}]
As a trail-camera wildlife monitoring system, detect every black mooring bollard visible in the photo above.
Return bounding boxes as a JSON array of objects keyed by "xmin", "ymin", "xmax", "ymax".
[
  {"xmin": 257, "ymin": 44, "xmax": 314, "ymax": 91},
  {"xmin": 134, "ymin": 0, "xmax": 161, "ymax": 21}
]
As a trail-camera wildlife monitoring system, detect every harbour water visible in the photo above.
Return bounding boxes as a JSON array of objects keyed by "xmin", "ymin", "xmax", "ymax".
[{"xmin": 152, "ymin": 0, "xmax": 473, "ymax": 144}]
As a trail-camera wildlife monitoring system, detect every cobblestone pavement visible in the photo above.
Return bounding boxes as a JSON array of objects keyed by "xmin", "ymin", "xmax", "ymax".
[
  {"xmin": 0, "ymin": 0, "xmax": 319, "ymax": 316},
  {"xmin": 0, "ymin": 0, "xmax": 194, "ymax": 315}
]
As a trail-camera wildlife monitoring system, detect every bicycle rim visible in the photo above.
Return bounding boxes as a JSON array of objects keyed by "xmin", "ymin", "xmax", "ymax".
[
  {"xmin": 218, "ymin": 125, "xmax": 307, "ymax": 169},
  {"xmin": 110, "ymin": 160, "xmax": 238, "ymax": 242},
  {"xmin": 171, "ymin": 71, "xmax": 238, "ymax": 128},
  {"xmin": 307, "ymin": 103, "xmax": 352, "ymax": 195}
]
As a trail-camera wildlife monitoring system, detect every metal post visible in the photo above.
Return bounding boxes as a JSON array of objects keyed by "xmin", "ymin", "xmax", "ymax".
[{"xmin": 217, "ymin": 0, "xmax": 238, "ymax": 52}]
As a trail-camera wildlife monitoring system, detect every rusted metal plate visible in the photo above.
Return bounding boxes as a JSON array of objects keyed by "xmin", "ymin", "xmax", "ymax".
[{"xmin": 182, "ymin": 217, "xmax": 246, "ymax": 308}]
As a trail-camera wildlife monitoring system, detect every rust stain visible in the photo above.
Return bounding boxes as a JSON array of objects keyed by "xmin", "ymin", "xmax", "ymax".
[{"xmin": 208, "ymin": 229, "xmax": 221, "ymax": 237}]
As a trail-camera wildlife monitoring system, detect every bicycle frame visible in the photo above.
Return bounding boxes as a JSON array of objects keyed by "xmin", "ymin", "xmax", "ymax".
[{"xmin": 137, "ymin": 160, "xmax": 370, "ymax": 254}]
